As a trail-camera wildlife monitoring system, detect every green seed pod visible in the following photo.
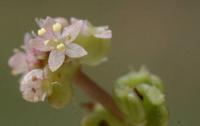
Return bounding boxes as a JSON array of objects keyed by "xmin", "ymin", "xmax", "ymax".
[
  {"xmin": 45, "ymin": 62, "xmax": 79, "ymax": 108},
  {"xmin": 113, "ymin": 68, "xmax": 168, "ymax": 126},
  {"xmin": 81, "ymin": 104, "xmax": 122, "ymax": 126}
]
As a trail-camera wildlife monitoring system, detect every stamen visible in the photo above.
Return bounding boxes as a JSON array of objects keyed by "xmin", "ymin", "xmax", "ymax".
[
  {"xmin": 38, "ymin": 28, "xmax": 46, "ymax": 36},
  {"xmin": 53, "ymin": 23, "xmax": 62, "ymax": 32},
  {"xmin": 56, "ymin": 43, "xmax": 65, "ymax": 51}
]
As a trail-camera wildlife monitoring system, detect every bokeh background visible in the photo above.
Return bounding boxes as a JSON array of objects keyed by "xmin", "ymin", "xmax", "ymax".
[{"xmin": 0, "ymin": 0, "xmax": 199, "ymax": 126}]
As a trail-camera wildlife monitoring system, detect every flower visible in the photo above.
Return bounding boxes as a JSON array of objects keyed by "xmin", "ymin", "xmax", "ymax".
[
  {"xmin": 31, "ymin": 17, "xmax": 87, "ymax": 72},
  {"xmin": 20, "ymin": 69, "xmax": 47, "ymax": 102},
  {"xmin": 8, "ymin": 16, "xmax": 113, "ymax": 108},
  {"xmin": 8, "ymin": 33, "xmax": 46, "ymax": 75}
]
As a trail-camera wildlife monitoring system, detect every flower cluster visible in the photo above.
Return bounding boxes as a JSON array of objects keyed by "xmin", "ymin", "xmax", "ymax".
[{"xmin": 8, "ymin": 17, "xmax": 112, "ymax": 106}]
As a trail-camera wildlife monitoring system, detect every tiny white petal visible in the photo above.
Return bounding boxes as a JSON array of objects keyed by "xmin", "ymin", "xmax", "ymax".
[
  {"xmin": 30, "ymin": 38, "xmax": 51, "ymax": 52},
  {"xmin": 8, "ymin": 51, "xmax": 28, "ymax": 75},
  {"xmin": 48, "ymin": 50, "xmax": 65, "ymax": 72},
  {"xmin": 35, "ymin": 18, "xmax": 45, "ymax": 27},
  {"xmin": 36, "ymin": 17, "xmax": 55, "ymax": 28},
  {"xmin": 24, "ymin": 33, "xmax": 32, "ymax": 47},
  {"xmin": 55, "ymin": 17, "xmax": 68, "ymax": 27},
  {"xmin": 70, "ymin": 17, "xmax": 79, "ymax": 23},
  {"xmin": 70, "ymin": 18, "xmax": 92, "ymax": 36},
  {"xmin": 94, "ymin": 26, "xmax": 112, "ymax": 39},
  {"xmin": 66, "ymin": 43, "xmax": 87, "ymax": 58},
  {"xmin": 62, "ymin": 20, "xmax": 83, "ymax": 43}
]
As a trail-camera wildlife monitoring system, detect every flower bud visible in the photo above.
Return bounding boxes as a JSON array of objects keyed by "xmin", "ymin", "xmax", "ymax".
[
  {"xmin": 20, "ymin": 69, "xmax": 48, "ymax": 102},
  {"xmin": 113, "ymin": 68, "xmax": 168, "ymax": 126},
  {"xmin": 117, "ymin": 68, "xmax": 164, "ymax": 91}
]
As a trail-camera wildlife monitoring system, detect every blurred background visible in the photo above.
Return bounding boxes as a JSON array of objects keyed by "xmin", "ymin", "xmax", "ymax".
[{"xmin": 0, "ymin": 0, "xmax": 199, "ymax": 125}]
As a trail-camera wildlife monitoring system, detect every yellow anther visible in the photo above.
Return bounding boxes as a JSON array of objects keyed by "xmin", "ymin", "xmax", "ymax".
[
  {"xmin": 56, "ymin": 43, "xmax": 65, "ymax": 51},
  {"xmin": 44, "ymin": 40, "xmax": 50, "ymax": 46},
  {"xmin": 53, "ymin": 23, "xmax": 62, "ymax": 32},
  {"xmin": 38, "ymin": 28, "xmax": 46, "ymax": 36}
]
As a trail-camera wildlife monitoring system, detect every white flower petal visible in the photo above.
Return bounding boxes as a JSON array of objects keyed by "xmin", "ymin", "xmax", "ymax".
[
  {"xmin": 35, "ymin": 16, "xmax": 55, "ymax": 28},
  {"xmin": 48, "ymin": 50, "xmax": 65, "ymax": 72},
  {"xmin": 24, "ymin": 33, "xmax": 32, "ymax": 47},
  {"xmin": 70, "ymin": 17, "xmax": 79, "ymax": 23},
  {"xmin": 70, "ymin": 18, "xmax": 92, "ymax": 36},
  {"xmin": 30, "ymin": 37, "xmax": 51, "ymax": 52},
  {"xmin": 62, "ymin": 20, "xmax": 83, "ymax": 43},
  {"xmin": 66, "ymin": 43, "xmax": 87, "ymax": 58},
  {"xmin": 36, "ymin": 17, "xmax": 56, "ymax": 39},
  {"xmin": 8, "ymin": 51, "xmax": 28, "ymax": 75},
  {"xmin": 94, "ymin": 26, "xmax": 112, "ymax": 39},
  {"xmin": 55, "ymin": 17, "xmax": 68, "ymax": 27}
]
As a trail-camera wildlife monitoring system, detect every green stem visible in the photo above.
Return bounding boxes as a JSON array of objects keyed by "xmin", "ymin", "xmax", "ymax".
[{"xmin": 74, "ymin": 69, "xmax": 124, "ymax": 122}]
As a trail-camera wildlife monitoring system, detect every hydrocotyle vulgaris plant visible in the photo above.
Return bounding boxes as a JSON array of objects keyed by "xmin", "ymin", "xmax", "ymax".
[{"xmin": 8, "ymin": 16, "xmax": 168, "ymax": 126}]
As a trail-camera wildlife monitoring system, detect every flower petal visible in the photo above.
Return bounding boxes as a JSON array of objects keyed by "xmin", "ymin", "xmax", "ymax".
[
  {"xmin": 94, "ymin": 26, "xmax": 112, "ymax": 39},
  {"xmin": 62, "ymin": 20, "xmax": 83, "ymax": 43},
  {"xmin": 24, "ymin": 33, "xmax": 32, "ymax": 47},
  {"xmin": 66, "ymin": 43, "xmax": 87, "ymax": 58},
  {"xmin": 30, "ymin": 37, "xmax": 51, "ymax": 52},
  {"xmin": 71, "ymin": 18, "xmax": 91, "ymax": 36},
  {"xmin": 8, "ymin": 51, "xmax": 28, "ymax": 75},
  {"xmin": 55, "ymin": 17, "xmax": 68, "ymax": 27},
  {"xmin": 35, "ymin": 16, "xmax": 55, "ymax": 28},
  {"xmin": 36, "ymin": 17, "xmax": 56, "ymax": 39},
  {"xmin": 48, "ymin": 50, "xmax": 65, "ymax": 72}
]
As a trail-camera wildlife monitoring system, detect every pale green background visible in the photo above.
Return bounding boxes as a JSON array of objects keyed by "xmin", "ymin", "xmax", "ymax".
[{"xmin": 0, "ymin": 0, "xmax": 199, "ymax": 126}]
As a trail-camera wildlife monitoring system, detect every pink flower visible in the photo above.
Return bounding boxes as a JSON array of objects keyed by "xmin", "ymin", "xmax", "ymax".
[
  {"xmin": 8, "ymin": 33, "xmax": 47, "ymax": 75},
  {"xmin": 31, "ymin": 17, "xmax": 87, "ymax": 72}
]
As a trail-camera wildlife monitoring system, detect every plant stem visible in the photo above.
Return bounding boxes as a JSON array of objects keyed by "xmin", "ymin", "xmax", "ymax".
[{"xmin": 74, "ymin": 69, "xmax": 124, "ymax": 122}]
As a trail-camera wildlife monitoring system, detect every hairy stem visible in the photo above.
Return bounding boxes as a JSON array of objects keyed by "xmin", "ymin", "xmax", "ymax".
[{"xmin": 74, "ymin": 69, "xmax": 124, "ymax": 122}]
